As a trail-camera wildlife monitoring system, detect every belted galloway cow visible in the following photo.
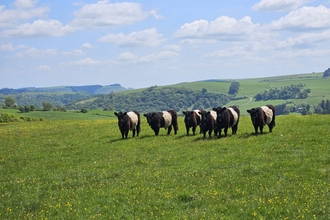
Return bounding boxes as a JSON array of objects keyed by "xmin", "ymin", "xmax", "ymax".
[
  {"xmin": 182, "ymin": 110, "xmax": 202, "ymax": 136},
  {"xmin": 199, "ymin": 110, "xmax": 218, "ymax": 139},
  {"xmin": 246, "ymin": 105, "xmax": 276, "ymax": 135},
  {"xmin": 213, "ymin": 106, "xmax": 240, "ymax": 138},
  {"xmin": 114, "ymin": 111, "xmax": 141, "ymax": 139},
  {"xmin": 143, "ymin": 110, "xmax": 178, "ymax": 136}
]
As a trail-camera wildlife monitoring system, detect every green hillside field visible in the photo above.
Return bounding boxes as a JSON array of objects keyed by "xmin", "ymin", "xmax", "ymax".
[
  {"xmin": 1, "ymin": 112, "xmax": 329, "ymax": 219},
  {"xmin": 168, "ymin": 72, "xmax": 330, "ymax": 114}
]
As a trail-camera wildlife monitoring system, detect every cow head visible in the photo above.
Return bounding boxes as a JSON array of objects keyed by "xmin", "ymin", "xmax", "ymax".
[
  {"xmin": 198, "ymin": 111, "xmax": 208, "ymax": 128},
  {"xmin": 247, "ymin": 108, "xmax": 259, "ymax": 124},
  {"xmin": 213, "ymin": 107, "xmax": 226, "ymax": 123},
  {"xmin": 143, "ymin": 112, "xmax": 154, "ymax": 125},
  {"xmin": 114, "ymin": 111, "xmax": 128, "ymax": 127},
  {"xmin": 183, "ymin": 111, "xmax": 195, "ymax": 122}
]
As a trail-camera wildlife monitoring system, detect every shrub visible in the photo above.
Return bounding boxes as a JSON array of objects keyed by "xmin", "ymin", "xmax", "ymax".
[{"xmin": 80, "ymin": 108, "xmax": 88, "ymax": 113}]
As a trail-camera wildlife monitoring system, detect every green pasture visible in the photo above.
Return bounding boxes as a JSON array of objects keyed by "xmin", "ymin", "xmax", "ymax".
[
  {"xmin": 1, "ymin": 114, "xmax": 329, "ymax": 219},
  {"xmin": 0, "ymin": 109, "xmax": 116, "ymax": 121}
]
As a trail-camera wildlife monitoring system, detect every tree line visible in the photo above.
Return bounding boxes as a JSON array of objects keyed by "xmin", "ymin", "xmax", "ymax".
[
  {"xmin": 274, "ymin": 99, "xmax": 330, "ymax": 115},
  {"xmin": 255, "ymin": 84, "xmax": 311, "ymax": 101},
  {"xmin": 66, "ymin": 86, "xmax": 232, "ymax": 113}
]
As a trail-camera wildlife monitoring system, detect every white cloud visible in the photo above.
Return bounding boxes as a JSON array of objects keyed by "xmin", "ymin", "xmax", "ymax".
[
  {"xmin": 116, "ymin": 51, "xmax": 178, "ymax": 63},
  {"xmin": 61, "ymin": 58, "xmax": 102, "ymax": 66},
  {"xmin": 37, "ymin": 65, "xmax": 51, "ymax": 71},
  {"xmin": 70, "ymin": 1, "xmax": 158, "ymax": 28},
  {"xmin": 164, "ymin": 44, "xmax": 181, "ymax": 52},
  {"xmin": 14, "ymin": 0, "xmax": 38, "ymax": 8},
  {"xmin": 98, "ymin": 28, "xmax": 166, "ymax": 47},
  {"xmin": 116, "ymin": 52, "xmax": 139, "ymax": 62},
  {"xmin": 172, "ymin": 16, "xmax": 261, "ymax": 41},
  {"xmin": 253, "ymin": 0, "xmax": 311, "ymax": 11},
  {"xmin": 0, "ymin": 4, "xmax": 49, "ymax": 28},
  {"xmin": 82, "ymin": 43, "xmax": 94, "ymax": 49},
  {"xmin": 276, "ymin": 30, "xmax": 330, "ymax": 49},
  {"xmin": 62, "ymin": 49, "xmax": 85, "ymax": 56},
  {"xmin": 0, "ymin": 43, "xmax": 14, "ymax": 51},
  {"xmin": 274, "ymin": 49, "xmax": 330, "ymax": 58},
  {"xmin": 14, "ymin": 47, "xmax": 57, "ymax": 58},
  {"xmin": 1, "ymin": 19, "xmax": 75, "ymax": 37},
  {"xmin": 271, "ymin": 5, "xmax": 330, "ymax": 31}
]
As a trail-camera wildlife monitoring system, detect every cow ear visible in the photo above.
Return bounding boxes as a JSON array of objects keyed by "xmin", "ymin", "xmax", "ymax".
[
  {"xmin": 222, "ymin": 107, "xmax": 226, "ymax": 111},
  {"xmin": 183, "ymin": 111, "xmax": 186, "ymax": 115},
  {"xmin": 123, "ymin": 112, "xmax": 127, "ymax": 115},
  {"xmin": 114, "ymin": 112, "xmax": 118, "ymax": 116},
  {"xmin": 247, "ymin": 110, "xmax": 251, "ymax": 113},
  {"xmin": 212, "ymin": 108, "xmax": 217, "ymax": 111},
  {"xmin": 143, "ymin": 114, "xmax": 147, "ymax": 117}
]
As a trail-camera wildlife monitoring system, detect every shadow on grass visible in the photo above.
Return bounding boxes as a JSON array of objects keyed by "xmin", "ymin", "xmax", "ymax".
[{"xmin": 238, "ymin": 132, "xmax": 271, "ymax": 139}]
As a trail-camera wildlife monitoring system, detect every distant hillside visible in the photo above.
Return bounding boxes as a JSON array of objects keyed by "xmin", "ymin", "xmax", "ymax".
[
  {"xmin": 1, "ymin": 72, "xmax": 329, "ymax": 115},
  {"xmin": 0, "ymin": 84, "xmax": 127, "ymax": 94}
]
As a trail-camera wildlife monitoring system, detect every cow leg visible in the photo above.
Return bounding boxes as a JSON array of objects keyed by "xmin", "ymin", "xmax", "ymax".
[
  {"xmin": 132, "ymin": 129, "xmax": 136, "ymax": 137},
  {"xmin": 216, "ymin": 128, "xmax": 220, "ymax": 138},
  {"xmin": 192, "ymin": 126, "xmax": 196, "ymax": 135},
  {"xmin": 153, "ymin": 127, "xmax": 160, "ymax": 136},
  {"xmin": 260, "ymin": 125, "xmax": 264, "ymax": 134},
  {"xmin": 254, "ymin": 125, "xmax": 258, "ymax": 135},
  {"xmin": 214, "ymin": 127, "xmax": 219, "ymax": 137},
  {"xmin": 136, "ymin": 125, "xmax": 140, "ymax": 136},
  {"xmin": 124, "ymin": 130, "xmax": 129, "ymax": 139},
  {"xmin": 208, "ymin": 129, "xmax": 212, "ymax": 138},
  {"xmin": 186, "ymin": 126, "xmax": 189, "ymax": 136},
  {"xmin": 224, "ymin": 127, "xmax": 229, "ymax": 137},
  {"xmin": 268, "ymin": 122, "xmax": 274, "ymax": 132},
  {"xmin": 168, "ymin": 125, "xmax": 172, "ymax": 135},
  {"xmin": 232, "ymin": 124, "xmax": 237, "ymax": 134}
]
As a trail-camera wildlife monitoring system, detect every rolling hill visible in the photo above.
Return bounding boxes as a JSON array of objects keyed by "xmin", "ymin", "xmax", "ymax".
[{"xmin": 1, "ymin": 72, "xmax": 329, "ymax": 115}]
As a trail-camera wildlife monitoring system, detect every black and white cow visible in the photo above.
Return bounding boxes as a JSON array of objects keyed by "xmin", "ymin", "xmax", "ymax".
[
  {"xmin": 246, "ymin": 105, "xmax": 276, "ymax": 135},
  {"xmin": 114, "ymin": 111, "xmax": 141, "ymax": 139},
  {"xmin": 198, "ymin": 110, "xmax": 218, "ymax": 139},
  {"xmin": 213, "ymin": 106, "xmax": 240, "ymax": 138},
  {"xmin": 143, "ymin": 110, "xmax": 178, "ymax": 136},
  {"xmin": 182, "ymin": 110, "xmax": 202, "ymax": 136}
]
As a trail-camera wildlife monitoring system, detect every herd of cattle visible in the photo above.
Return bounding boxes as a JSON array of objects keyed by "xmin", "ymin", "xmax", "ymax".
[{"xmin": 114, "ymin": 105, "xmax": 276, "ymax": 139}]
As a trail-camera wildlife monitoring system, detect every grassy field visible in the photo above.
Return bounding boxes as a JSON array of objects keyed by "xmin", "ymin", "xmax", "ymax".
[{"xmin": 1, "ymin": 112, "xmax": 329, "ymax": 219}]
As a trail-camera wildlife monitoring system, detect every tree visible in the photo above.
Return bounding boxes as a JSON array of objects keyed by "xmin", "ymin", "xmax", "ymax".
[
  {"xmin": 42, "ymin": 102, "xmax": 54, "ymax": 111},
  {"xmin": 228, "ymin": 82, "xmax": 240, "ymax": 95},
  {"xmin": 5, "ymin": 96, "xmax": 15, "ymax": 107},
  {"xmin": 323, "ymin": 68, "xmax": 330, "ymax": 78}
]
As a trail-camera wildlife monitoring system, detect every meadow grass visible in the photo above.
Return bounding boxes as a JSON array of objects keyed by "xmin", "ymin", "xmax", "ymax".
[{"xmin": 0, "ymin": 115, "xmax": 329, "ymax": 219}]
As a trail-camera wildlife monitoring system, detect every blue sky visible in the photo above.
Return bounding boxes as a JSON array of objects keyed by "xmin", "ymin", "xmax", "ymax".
[{"xmin": 1, "ymin": 0, "xmax": 330, "ymax": 89}]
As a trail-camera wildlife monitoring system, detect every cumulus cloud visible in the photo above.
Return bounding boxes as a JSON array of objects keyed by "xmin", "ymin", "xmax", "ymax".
[
  {"xmin": 276, "ymin": 30, "xmax": 330, "ymax": 49},
  {"xmin": 172, "ymin": 16, "xmax": 262, "ymax": 41},
  {"xmin": 37, "ymin": 65, "xmax": 51, "ymax": 71},
  {"xmin": 0, "ymin": 4, "xmax": 49, "ymax": 28},
  {"xmin": 81, "ymin": 43, "xmax": 94, "ymax": 49},
  {"xmin": 70, "ymin": 0, "xmax": 160, "ymax": 28},
  {"xmin": 253, "ymin": 0, "xmax": 312, "ymax": 11},
  {"xmin": 1, "ymin": 19, "xmax": 75, "ymax": 37},
  {"xmin": 0, "ymin": 43, "xmax": 14, "ymax": 51},
  {"xmin": 164, "ymin": 44, "xmax": 181, "ymax": 52},
  {"xmin": 62, "ymin": 49, "xmax": 85, "ymax": 56},
  {"xmin": 98, "ymin": 28, "xmax": 166, "ymax": 47},
  {"xmin": 60, "ymin": 58, "xmax": 102, "ymax": 66},
  {"xmin": 271, "ymin": 5, "xmax": 330, "ymax": 31},
  {"xmin": 116, "ymin": 51, "xmax": 178, "ymax": 63},
  {"xmin": 14, "ymin": 0, "xmax": 38, "ymax": 8},
  {"xmin": 14, "ymin": 47, "xmax": 57, "ymax": 58}
]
